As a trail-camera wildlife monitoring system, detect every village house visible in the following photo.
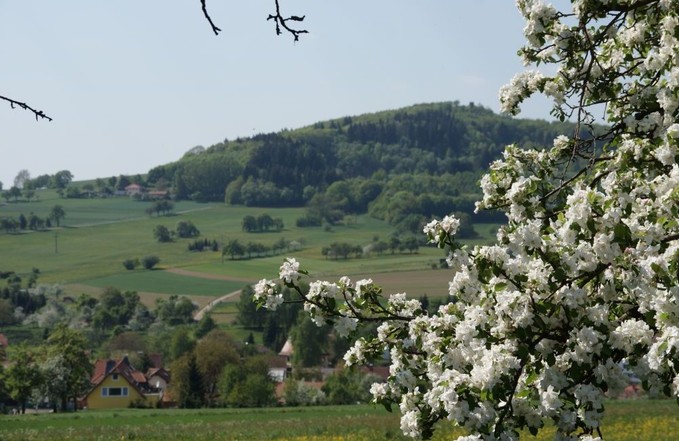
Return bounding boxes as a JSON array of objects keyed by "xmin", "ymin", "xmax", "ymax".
[
  {"xmin": 81, "ymin": 356, "xmax": 170, "ymax": 409},
  {"xmin": 124, "ymin": 184, "xmax": 144, "ymax": 196},
  {"xmin": 268, "ymin": 339, "xmax": 293, "ymax": 382},
  {"xmin": 268, "ymin": 339, "xmax": 338, "ymax": 383}
]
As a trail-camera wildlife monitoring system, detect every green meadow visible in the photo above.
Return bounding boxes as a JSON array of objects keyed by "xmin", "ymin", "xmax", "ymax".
[
  {"xmin": 0, "ymin": 189, "xmax": 496, "ymax": 303},
  {"xmin": 0, "ymin": 400, "xmax": 676, "ymax": 441}
]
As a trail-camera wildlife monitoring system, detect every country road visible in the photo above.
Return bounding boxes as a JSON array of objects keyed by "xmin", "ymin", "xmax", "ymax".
[{"xmin": 194, "ymin": 289, "xmax": 242, "ymax": 321}]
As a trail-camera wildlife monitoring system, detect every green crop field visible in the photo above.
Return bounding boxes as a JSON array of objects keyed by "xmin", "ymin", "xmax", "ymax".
[
  {"xmin": 0, "ymin": 189, "xmax": 499, "ymax": 304},
  {"xmin": 81, "ymin": 271, "xmax": 248, "ymax": 297},
  {"xmin": 0, "ymin": 400, "xmax": 676, "ymax": 441}
]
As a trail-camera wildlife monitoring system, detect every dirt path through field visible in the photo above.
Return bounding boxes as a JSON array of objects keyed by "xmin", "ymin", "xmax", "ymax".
[
  {"xmin": 162, "ymin": 268, "xmax": 254, "ymax": 320},
  {"xmin": 164, "ymin": 267, "xmax": 252, "ymax": 283},
  {"xmin": 194, "ymin": 290, "xmax": 242, "ymax": 321}
]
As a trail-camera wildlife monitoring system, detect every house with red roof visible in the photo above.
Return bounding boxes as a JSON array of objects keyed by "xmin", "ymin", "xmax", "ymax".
[{"xmin": 81, "ymin": 356, "xmax": 169, "ymax": 409}]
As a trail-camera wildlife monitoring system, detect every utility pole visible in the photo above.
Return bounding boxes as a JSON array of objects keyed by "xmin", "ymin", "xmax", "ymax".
[{"xmin": 54, "ymin": 231, "xmax": 58, "ymax": 254}]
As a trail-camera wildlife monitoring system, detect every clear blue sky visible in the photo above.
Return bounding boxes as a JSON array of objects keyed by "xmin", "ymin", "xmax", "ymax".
[{"xmin": 0, "ymin": 1, "xmax": 558, "ymax": 187}]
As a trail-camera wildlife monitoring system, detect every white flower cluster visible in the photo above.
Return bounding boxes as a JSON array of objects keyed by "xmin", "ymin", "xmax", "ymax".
[
  {"xmin": 423, "ymin": 214, "xmax": 461, "ymax": 245},
  {"xmin": 253, "ymin": 1, "xmax": 679, "ymax": 439},
  {"xmin": 499, "ymin": 70, "xmax": 545, "ymax": 115}
]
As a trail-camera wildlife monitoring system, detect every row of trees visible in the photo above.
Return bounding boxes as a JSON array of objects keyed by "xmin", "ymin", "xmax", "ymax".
[
  {"xmin": 145, "ymin": 200, "xmax": 175, "ymax": 217},
  {"xmin": 221, "ymin": 238, "xmax": 299, "ymax": 261},
  {"xmin": 2, "ymin": 186, "xmax": 37, "ymax": 203},
  {"xmin": 153, "ymin": 220, "xmax": 199, "ymax": 243},
  {"xmin": 9, "ymin": 169, "xmax": 73, "ymax": 191},
  {"xmin": 241, "ymin": 213, "xmax": 284, "ymax": 233},
  {"xmin": 122, "ymin": 255, "xmax": 160, "ymax": 270},
  {"xmin": 0, "ymin": 205, "xmax": 66, "ymax": 234}
]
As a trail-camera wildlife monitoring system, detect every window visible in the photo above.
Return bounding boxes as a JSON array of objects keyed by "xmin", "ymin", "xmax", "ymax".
[
  {"xmin": 112, "ymin": 374, "xmax": 119, "ymax": 381},
  {"xmin": 102, "ymin": 387, "xmax": 128, "ymax": 397}
]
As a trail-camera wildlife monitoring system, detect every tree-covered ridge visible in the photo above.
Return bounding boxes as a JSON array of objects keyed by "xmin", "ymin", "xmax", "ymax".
[
  {"xmin": 147, "ymin": 101, "xmax": 573, "ymax": 204},
  {"xmin": 142, "ymin": 102, "xmax": 578, "ymax": 233}
]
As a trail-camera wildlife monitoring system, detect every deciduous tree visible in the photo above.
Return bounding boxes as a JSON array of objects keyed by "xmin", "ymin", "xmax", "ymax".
[
  {"xmin": 4, "ymin": 344, "xmax": 42, "ymax": 413},
  {"xmin": 255, "ymin": 1, "xmax": 679, "ymax": 439},
  {"xmin": 153, "ymin": 225, "xmax": 172, "ymax": 242},
  {"xmin": 194, "ymin": 329, "xmax": 240, "ymax": 405},
  {"xmin": 49, "ymin": 205, "xmax": 65, "ymax": 227},
  {"xmin": 44, "ymin": 325, "xmax": 92, "ymax": 412},
  {"xmin": 13, "ymin": 169, "xmax": 30, "ymax": 189}
]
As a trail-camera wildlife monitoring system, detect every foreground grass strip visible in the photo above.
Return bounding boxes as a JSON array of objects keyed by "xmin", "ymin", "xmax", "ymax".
[{"xmin": 0, "ymin": 401, "xmax": 676, "ymax": 441}]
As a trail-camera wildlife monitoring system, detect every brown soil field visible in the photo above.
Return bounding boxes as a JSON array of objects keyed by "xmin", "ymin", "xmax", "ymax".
[{"xmin": 350, "ymin": 268, "xmax": 452, "ymax": 298}]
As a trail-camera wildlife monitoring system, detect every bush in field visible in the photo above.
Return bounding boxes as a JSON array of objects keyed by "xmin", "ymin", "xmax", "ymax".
[
  {"xmin": 176, "ymin": 220, "xmax": 200, "ymax": 238},
  {"xmin": 154, "ymin": 224, "xmax": 172, "ymax": 242},
  {"xmin": 141, "ymin": 255, "xmax": 160, "ymax": 270},
  {"xmin": 122, "ymin": 258, "xmax": 139, "ymax": 270}
]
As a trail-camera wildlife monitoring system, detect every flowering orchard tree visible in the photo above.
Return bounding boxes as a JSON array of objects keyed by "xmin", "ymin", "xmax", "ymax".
[{"xmin": 255, "ymin": 1, "xmax": 679, "ymax": 439}]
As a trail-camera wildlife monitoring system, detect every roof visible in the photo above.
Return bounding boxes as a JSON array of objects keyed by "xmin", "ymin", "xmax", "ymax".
[
  {"xmin": 147, "ymin": 367, "xmax": 171, "ymax": 382},
  {"xmin": 87, "ymin": 357, "xmax": 147, "ymax": 398},
  {"xmin": 91, "ymin": 359, "xmax": 117, "ymax": 384},
  {"xmin": 131, "ymin": 371, "xmax": 147, "ymax": 384},
  {"xmin": 269, "ymin": 355, "xmax": 289, "ymax": 369},
  {"xmin": 360, "ymin": 365, "xmax": 390, "ymax": 381},
  {"xmin": 279, "ymin": 339, "xmax": 294, "ymax": 357}
]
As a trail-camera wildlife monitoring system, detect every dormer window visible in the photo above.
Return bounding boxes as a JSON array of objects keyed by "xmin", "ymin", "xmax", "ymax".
[{"xmin": 112, "ymin": 374, "xmax": 119, "ymax": 381}]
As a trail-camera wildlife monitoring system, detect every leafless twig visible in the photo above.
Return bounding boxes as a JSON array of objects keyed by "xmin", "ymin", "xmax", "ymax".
[
  {"xmin": 0, "ymin": 95, "xmax": 52, "ymax": 121},
  {"xmin": 200, "ymin": 0, "xmax": 222, "ymax": 35},
  {"xmin": 267, "ymin": 0, "xmax": 309, "ymax": 41}
]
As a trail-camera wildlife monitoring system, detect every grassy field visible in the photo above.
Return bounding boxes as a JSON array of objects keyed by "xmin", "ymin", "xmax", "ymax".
[
  {"xmin": 0, "ymin": 189, "xmax": 498, "ymax": 304},
  {"xmin": 82, "ymin": 271, "xmax": 248, "ymax": 297},
  {"xmin": 0, "ymin": 400, "xmax": 676, "ymax": 441}
]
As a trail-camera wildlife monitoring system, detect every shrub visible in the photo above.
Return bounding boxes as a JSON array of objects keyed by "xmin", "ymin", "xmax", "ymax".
[
  {"xmin": 154, "ymin": 225, "xmax": 172, "ymax": 242},
  {"xmin": 176, "ymin": 220, "xmax": 200, "ymax": 238},
  {"xmin": 141, "ymin": 255, "xmax": 160, "ymax": 270},
  {"xmin": 122, "ymin": 258, "xmax": 138, "ymax": 270},
  {"xmin": 295, "ymin": 215, "xmax": 321, "ymax": 227}
]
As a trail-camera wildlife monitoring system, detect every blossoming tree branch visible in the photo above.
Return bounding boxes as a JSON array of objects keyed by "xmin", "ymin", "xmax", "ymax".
[{"xmin": 255, "ymin": 0, "xmax": 679, "ymax": 440}]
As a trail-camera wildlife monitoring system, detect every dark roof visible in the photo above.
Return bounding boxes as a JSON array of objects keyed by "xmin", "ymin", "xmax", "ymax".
[
  {"xmin": 269, "ymin": 355, "xmax": 289, "ymax": 369},
  {"xmin": 146, "ymin": 367, "xmax": 171, "ymax": 382}
]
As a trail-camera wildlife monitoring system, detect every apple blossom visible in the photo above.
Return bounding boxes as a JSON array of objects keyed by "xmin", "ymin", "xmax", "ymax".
[{"xmin": 254, "ymin": 1, "xmax": 679, "ymax": 439}]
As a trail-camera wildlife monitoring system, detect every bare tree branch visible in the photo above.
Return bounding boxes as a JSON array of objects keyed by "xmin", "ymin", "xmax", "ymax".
[
  {"xmin": 199, "ymin": 0, "xmax": 309, "ymax": 41},
  {"xmin": 200, "ymin": 0, "xmax": 222, "ymax": 35},
  {"xmin": 267, "ymin": 0, "xmax": 309, "ymax": 41},
  {"xmin": 0, "ymin": 95, "xmax": 52, "ymax": 122},
  {"xmin": 3, "ymin": 2, "xmax": 307, "ymax": 122}
]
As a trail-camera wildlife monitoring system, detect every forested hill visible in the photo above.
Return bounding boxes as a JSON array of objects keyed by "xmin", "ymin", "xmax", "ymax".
[{"xmin": 146, "ymin": 101, "xmax": 573, "ymax": 231}]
